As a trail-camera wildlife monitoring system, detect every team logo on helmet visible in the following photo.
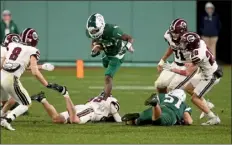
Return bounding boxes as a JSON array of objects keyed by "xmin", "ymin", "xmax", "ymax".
[
  {"xmin": 187, "ymin": 35, "xmax": 196, "ymax": 42},
  {"xmin": 32, "ymin": 32, "xmax": 38, "ymax": 40},
  {"xmin": 12, "ymin": 36, "xmax": 20, "ymax": 43}
]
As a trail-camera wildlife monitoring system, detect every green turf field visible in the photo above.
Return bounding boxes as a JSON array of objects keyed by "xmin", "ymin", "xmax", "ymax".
[{"xmin": 1, "ymin": 66, "xmax": 231, "ymax": 144}]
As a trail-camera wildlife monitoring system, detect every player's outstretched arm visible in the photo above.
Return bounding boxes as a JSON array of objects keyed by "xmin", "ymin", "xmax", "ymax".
[
  {"xmin": 171, "ymin": 63, "xmax": 197, "ymax": 76},
  {"xmin": 27, "ymin": 63, "xmax": 55, "ymax": 71},
  {"xmin": 30, "ymin": 56, "xmax": 49, "ymax": 86},
  {"xmin": 63, "ymin": 92, "xmax": 80, "ymax": 124}
]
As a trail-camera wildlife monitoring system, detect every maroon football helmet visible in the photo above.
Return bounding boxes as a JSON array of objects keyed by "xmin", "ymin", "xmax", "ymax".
[
  {"xmin": 21, "ymin": 28, "xmax": 39, "ymax": 47},
  {"xmin": 169, "ymin": 18, "xmax": 188, "ymax": 40},
  {"xmin": 2, "ymin": 33, "xmax": 21, "ymax": 47},
  {"xmin": 180, "ymin": 32, "xmax": 200, "ymax": 51}
]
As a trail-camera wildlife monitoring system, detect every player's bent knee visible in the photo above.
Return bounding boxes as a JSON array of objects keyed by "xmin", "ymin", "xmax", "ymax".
[{"xmin": 105, "ymin": 75, "xmax": 112, "ymax": 83}]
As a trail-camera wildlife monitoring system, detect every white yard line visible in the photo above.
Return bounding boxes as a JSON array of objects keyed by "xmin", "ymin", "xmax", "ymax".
[{"xmin": 89, "ymin": 86, "xmax": 155, "ymax": 90}]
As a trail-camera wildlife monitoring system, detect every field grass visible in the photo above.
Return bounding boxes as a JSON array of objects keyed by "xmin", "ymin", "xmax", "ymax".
[{"xmin": 1, "ymin": 66, "xmax": 231, "ymax": 144}]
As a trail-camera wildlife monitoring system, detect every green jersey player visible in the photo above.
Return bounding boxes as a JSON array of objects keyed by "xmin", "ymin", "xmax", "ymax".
[
  {"xmin": 86, "ymin": 13, "xmax": 134, "ymax": 98},
  {"xmin": 122, "ymin": 89, "xmax": 193, "ymax": 126}
]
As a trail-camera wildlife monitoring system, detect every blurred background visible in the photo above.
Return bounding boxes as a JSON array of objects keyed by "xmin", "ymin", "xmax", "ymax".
[{"xmin": 1, "ymin": 1, "xmax": 231, "ymax": 67}]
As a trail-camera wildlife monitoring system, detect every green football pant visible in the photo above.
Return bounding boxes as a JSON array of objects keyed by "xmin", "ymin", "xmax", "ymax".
[{"xmin": 102, "ymin": 55, "xmax": 124, "ymax": 77}]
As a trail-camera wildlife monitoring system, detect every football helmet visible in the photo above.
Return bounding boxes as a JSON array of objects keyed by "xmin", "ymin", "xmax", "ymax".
[
  {"xmin": 169, "ymin": 18, "xmax": 188, "ymax": 40},
  {"xmin": 21, "ymin": 28, "xmax": 39, "ymax": 47},
  {"xmin": 86, "ymin": 13, "xmax": 105, "ymax": 39},
  {"xmin": 180, "ymin": 32, "xmax": 200, "ymax": 51},
  {"xmin": 2, "ymin": 33, "xmax": 21, "ymax": 47},
  {"xmin": 169, "ymin": 89, "xmax": 186, "ymax": 102}
]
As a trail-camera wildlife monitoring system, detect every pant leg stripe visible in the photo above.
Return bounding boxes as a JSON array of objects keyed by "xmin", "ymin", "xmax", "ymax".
[
  {"xmin": 175, "ymin": 69, "xmax": 198, "ymax": 89},
  {"xmin": 13, "ymin": 77, "xmax": 29, "ymax": 105},
  {"xmin": 198, "ymin": 77, "xmax": 216, "ymax": 97}
]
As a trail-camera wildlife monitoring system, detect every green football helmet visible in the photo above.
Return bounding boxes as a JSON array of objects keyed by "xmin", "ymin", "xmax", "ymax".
[{"xmin": 86, "ymin": 13, "xmax": 105, "ymax": 39}]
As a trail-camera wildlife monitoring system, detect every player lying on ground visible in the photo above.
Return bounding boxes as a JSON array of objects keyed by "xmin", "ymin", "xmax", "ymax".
[
  {"xmin": 163, "ymin": 32, "xmax": 222, "ymax": 125},
  {"xmin": 31, "ymin": 88, "xmax": 122, "ymax": 124},
  {"xmin": 122, "ymin": 89, "xmax": 192, "ymax": 126},
  {"xmin": 1, "ymin": 28, "xmax": 63, "ymax": 131},
  {"xmin": 86, "ymin": 13, "xmax": 134, "ymax": 99},
  {"xmin": 154, "ymin": 19, "xmax": 214, "ymax": 118},
  {"xmin": 0, "ymin": 33, "xmax": 55, "ymax": 115}
]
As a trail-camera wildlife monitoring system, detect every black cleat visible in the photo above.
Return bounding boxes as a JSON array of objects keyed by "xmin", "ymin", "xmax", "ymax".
[
  {"xmin": 144, "ymin": 93, "xmax": 158, "ymax": 106},
  {"xmin": 146, "ymin": 95, "xmax": 159, "ymax": 107},
  {"xmin": 122, "ymin": 113, "xmax": 140, "ymax": 122},
  {"xmin": 31, "ymin": 92, "xmax": 46, "ymax": 102}
]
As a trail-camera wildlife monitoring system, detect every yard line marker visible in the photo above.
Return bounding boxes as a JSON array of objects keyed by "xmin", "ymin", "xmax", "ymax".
[{"xmin": 89, "ymin": 86, "xmax": 154, "ymax": 90}]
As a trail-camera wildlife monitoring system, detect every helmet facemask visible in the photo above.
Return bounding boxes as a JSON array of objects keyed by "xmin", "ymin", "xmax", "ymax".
[{"xmin": 86, "ymin": 13, "xmax": 105, "ymax": 39}]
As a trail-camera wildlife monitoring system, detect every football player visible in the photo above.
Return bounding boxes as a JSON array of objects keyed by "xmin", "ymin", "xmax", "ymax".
[
  {"xmin": 1, "ymin": 33, "xmax": 55, "ymax": 115},
  {"xmin": 31, "ymin": 86, "xmax": 121, "ymax": 124},
  {"xmin": 1, "ymin": 28, "xmax": 65, "ymax": 131},
  {"xmin": 163, "ymin": 32, "xmax": 222, "ymax": 125},
  {"xmin": 122, "ymin": 89, "xmax": 192, "ymax": 126},
  {"xmin": 155, "ymin": 18, "xmax": 195, "ymax": 92},
  {"xmin": 86, "ymin": 13, "xmax": 134, "ymax": 99}
]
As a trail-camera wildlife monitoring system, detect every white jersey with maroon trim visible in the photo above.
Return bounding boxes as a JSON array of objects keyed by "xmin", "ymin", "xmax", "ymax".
[
  {"xmin": 3, "ymin": 42, "xmax": 40, "ymax": 78},
  {"xmin": 164, "ymin": 30, "xmax": 191, "ymax": 63},
  {"xmin": 85, "ymin": 96, "xmax": 120, "ymax": 122},
  {"xmin": 190, "ymin": 40, "xmax": 218, "ymax": 79}
]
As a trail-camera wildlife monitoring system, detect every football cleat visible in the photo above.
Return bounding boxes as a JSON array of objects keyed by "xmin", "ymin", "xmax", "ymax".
[
  {"xmin": 1, "ymin": 119, "xmax": 15, "ymax": 131},
  {"xmin": 144, "ymin": 93, "xmax": 158, "ymax": 106},
  {"xmin": 144, "ymin": 93, "xmax": 159, "ymax": 106},
  {"xmin": 200, "ymin": 100, "xmax": 215, "ymax": 119},
  {"xmin": 122, "ymin": 113, "xmax": 140, "ymax": 122},
  {"xmin": 201, "ymin": 116, "xmax": 220, "ymax": 125},
  {"xmin": 31, "ymin": 92, "xmax": 46, "ymax": 102}
]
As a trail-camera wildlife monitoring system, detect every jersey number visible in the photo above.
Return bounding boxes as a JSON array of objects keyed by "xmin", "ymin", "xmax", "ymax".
[
  {"xmin": 9, "ymin": 47, "xmax": 22, "ymax": 61},
  {"xmin": 163, "ymin": 95, "xmax": 182, "ymax": 109},
  {"xmin": 88, "ymin": 97, "xmax": 104, "ymax": 103},
  {"xmin": 173, "ymin": 50, "xmax": 185, "ymax": 61},
  {"xmin": 205, "ymin": 49, "xmax": 215, "ymax": 66}
]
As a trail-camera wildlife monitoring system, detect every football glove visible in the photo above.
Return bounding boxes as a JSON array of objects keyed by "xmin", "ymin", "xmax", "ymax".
[
  {"xmin": 91, "ymin": 50, "xmax": 100, "ymax": 57},
  {"xmin": 46, "ymin": 83, "xmax": 68, "ymax": 95},
  {"xmin": 41, "ymin": 63, "xmax": 55, "ymax": 71}
]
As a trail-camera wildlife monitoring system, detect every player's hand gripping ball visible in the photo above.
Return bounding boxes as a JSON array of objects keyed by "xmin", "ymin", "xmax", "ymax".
[{"xmin": 91, "ymin": 43, "xmax": 103, "ymax": 57}]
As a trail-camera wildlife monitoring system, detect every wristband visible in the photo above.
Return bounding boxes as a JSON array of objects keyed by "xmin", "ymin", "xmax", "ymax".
[
  {"xmin": 158, "ymin": 59, "xmax": 165, "ymax": 66},
  {"xmin": 125, "ymin": 42, "xmax": 132, "ymax": 50}
]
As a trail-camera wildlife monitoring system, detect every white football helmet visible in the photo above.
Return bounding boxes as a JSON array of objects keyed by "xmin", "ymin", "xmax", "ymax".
[{"xmin": 86, "ymin": 13, "xmax": 105, "ymax": 39}]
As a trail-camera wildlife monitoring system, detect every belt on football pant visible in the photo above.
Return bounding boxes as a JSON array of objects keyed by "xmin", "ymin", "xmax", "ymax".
[{"xmin": 175, "ymin": 61, "xmax": 185, "ymax": 66}]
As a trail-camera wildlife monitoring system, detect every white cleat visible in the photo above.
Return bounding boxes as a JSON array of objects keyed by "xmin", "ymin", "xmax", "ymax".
[
  {"xmin": 1, "ymin": 119, "xmax": 15, "ymax": 131},
  {"xmin": 201, "ymin": 116, "xmax": 220, "ymax": 126},
  {"xmin": 200, "ymin": 100, "xmax": 215, "ymax": 119}
]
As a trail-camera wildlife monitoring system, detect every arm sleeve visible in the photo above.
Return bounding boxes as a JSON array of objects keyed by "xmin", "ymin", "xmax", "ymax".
[
  {"xmin": 30, "ymin": 48, "xmax": 40, "ymax": 61},
  {"xmin": 110, "ymin": 103, "xmax": 122, "ymax": 122}
]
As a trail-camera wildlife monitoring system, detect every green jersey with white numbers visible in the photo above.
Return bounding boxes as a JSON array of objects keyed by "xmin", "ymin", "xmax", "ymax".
[
  {"xmin": 86, "ymin": 23, "xmax": 127, "ymax": 57},
  {"xmin": 161, "ymin": 94, "xmax": 192, "ymax": 121}
]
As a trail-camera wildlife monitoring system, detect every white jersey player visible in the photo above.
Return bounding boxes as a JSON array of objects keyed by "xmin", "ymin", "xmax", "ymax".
[
  {"xmin": 155, "ymin": 18, "xmax": 196, "ymax": 91},
  {"xmin": 1, "ymin": 33, "xmax": 55, "ymax": 117},
  {"xmin": 1, "ymin": 28, "xmax": 62, "ymax": 131},
  {"xmin": 31, "ymin": 89, "xmax": 121, "ymax": 124},
  {"xmin": 163, "ymin": 32, "xmax": 222, "ymax": 125}
]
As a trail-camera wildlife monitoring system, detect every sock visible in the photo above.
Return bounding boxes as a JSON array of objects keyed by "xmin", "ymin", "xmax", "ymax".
[
  {"xmin": 207, "ymin": 111, "xmax": 216, "ymax": 119},
  {"xmin": 41, "ymin": 98, "xmax": 47, "ymax": 103},
  {"xmin": 6, "ymin": 105, "xmax": 28, "ymax": 123}
]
